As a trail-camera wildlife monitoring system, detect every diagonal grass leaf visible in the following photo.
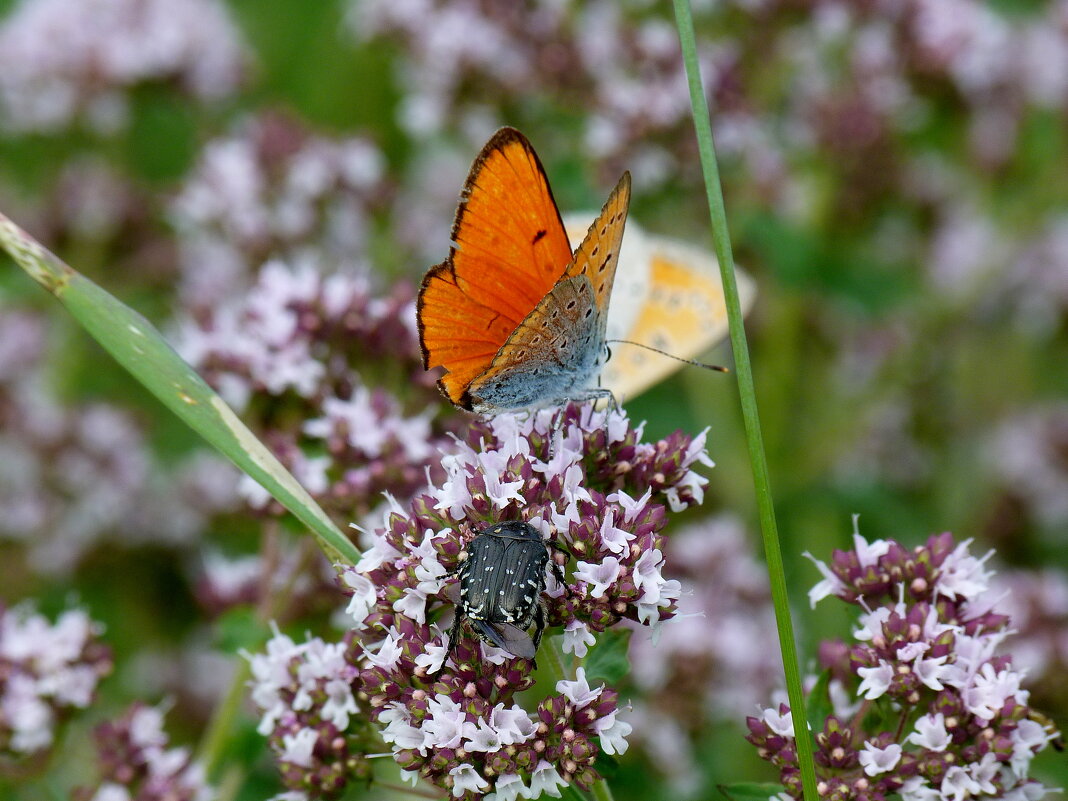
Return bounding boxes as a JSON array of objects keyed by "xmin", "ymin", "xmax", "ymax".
[{"xmin": 0, "ymin": 211, "xmax": 360, "ymax": 566}]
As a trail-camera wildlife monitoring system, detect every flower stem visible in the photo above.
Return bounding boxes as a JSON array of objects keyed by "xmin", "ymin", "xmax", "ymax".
[
  {"xmin": 197, "ymin": 659, "xmax": 252, "ymax": 778},
  {"xmin": 671, "ymin": 3, "xmax": 819, "ymax": 800}
]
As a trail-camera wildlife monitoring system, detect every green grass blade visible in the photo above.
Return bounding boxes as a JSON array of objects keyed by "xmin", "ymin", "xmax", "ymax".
[
  {"xmin": 671, "ymin": 2, "xmax": 819, "ymax": 799},
  {"xmin": 0, "ymin": 211, "xmax": 360, "ymax": 566}
]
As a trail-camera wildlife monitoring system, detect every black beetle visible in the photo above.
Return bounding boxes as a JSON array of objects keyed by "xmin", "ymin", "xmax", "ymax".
[{"xmin": 441, "ymin": 521, "xmax": 567, "ymax": 668}]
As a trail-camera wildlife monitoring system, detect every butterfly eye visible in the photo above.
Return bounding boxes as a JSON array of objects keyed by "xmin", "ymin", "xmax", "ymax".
[{"xmin": 605, "ymin": 345, "xmax": 613, "ymax": 362}]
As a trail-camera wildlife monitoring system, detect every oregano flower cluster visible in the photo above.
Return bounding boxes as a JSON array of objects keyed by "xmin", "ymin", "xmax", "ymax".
[
  {"xmin": 249, "ymin": 401, "xmax": 713, "ymax": 799},
  {"xmin": 747, "ymin": 529, "xmax": 1060, "ymax": 801}
]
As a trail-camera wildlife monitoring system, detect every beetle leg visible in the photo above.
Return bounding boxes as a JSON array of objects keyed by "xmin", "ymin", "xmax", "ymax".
[
  {"xmin": 530, "ymin": 599, "xmax": 548, "ymax": 668},
  {"xmin": 546, "ymin": 543, "xmax": 573, "ymax": 598},
  {"xmin": 444, "ymin": 549, "xmax": 469, "ymax": 577},
  {"xmin": 436, "ymin": 607, "xmax": 465, "ymax": 677}
]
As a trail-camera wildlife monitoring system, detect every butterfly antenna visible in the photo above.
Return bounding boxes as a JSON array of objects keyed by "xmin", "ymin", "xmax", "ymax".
[{"xmin": 606, "ymin": 339, "xmax": 730, "ymax": 373}]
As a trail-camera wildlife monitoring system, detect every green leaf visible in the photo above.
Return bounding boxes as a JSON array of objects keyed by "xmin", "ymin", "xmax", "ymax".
[
  {"xmin": 0, "ymin": 212, "xmax": 360, "ymax": 566},
  {"xmin": 584, "ymin": 628, "xmax": 631, "ymax": 684},
  {"xmin": 718, "ymin": 782, "xmax": 790, "ymax": 801},
  {"xmin": 806, "ymin": 668, "xmax": 833, "ymax": 730},
  {"xmin": 560, "ymin": 783, "xmax": 591, "ymax": 801}
]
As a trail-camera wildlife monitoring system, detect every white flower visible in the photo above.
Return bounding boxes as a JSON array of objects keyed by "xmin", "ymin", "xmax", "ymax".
[
  {"xmin": 449, "ymin": 763, "xmax": 489, "ymax": 797},
  {"xmin": 488, "ymin": 772, "xmax": 527, "ymax": 801},
  {"xmin": 353, "ymin": 533, "xmax": 401, "ymax": 574},
  {"xmin": 900, "ymin": 776, "xmax": 941, "ymax": 801},
  {"xmin": 851, "ymin": 526, "xmax": 890, "ymax": 567},
  {"xmin": 907, "ymin": 713, "xmax": 951, "ymax": 751},
  {"xmin": 761, "ymin": 706, "xmax": 794, "ymax": 737},
  {"xmin": 245, "ymin": 624, "xmax": 304, "ymax": 735},
  {"xmin": 91, "ymin": 784, "xmax": 132, "ymax": 801},
  {"xmin": 362, "ymin": 629, "xmax": 404, "ymax": 670},
  {"xmin": 897, "ymin": 641, "xmax": 929, "ymax": 662},
  {"xmin": 632, "ymin": 548, "xmax": 666, "ymax": 599},
  {"xmin": 489, "ymin": 704, "xmax": 536, "ymax": 745},
  {"xmin": 962, "ymin": 663, "xmax": 1027, "ymax": 720},
  {"xmin": 597, "ymin": 508, "xmax": 633, "ymax": 555},
  {"xmin": 941, "ymin": 765, "xmax": 981, "ymax": 801},
  {"xmin": 433, "ymin": 457, "xmax": 474, "ymax": 519},
  {"xmin": 280, "ymin": 728, "xmax": 318, "ymax": 768},
  {"xmin": 854, "ymin": 605, "xmax": 894, "ymax": 642},
  {"xmin": 129, "ymin": 705, "xmax": 167, "ymax": 748},
  {"xmin": 379, "ymin": 704, "xmax": 423, "ymax": 751},
  {"xmin": 857, "ymin": 741, "xmax": 902, "ymax": 776},
  {"xmin": 1002, "ymin": 782, "xmax": 1055, "ymax": 801},
  {"xmin": 969, "ymin": 752, "xmax": 999, "ymax": 794},
  {"xmin": 573, "ymin": 557, "xmax": 621, "ymax": 598},
  {"xmin": 528, "ymin": 760, "xmax": 567, "ymax": 798},
  {"xmin": 342, "ymin": 569, "xmax": 378, "ymax": 628},
  {"xmin": 421, "ymin": 695, "xmax": 466, "ymax": 751},
  {"xmin": 532, "ymin": 430, "xmax": 581, "ymax": 478},
  {"xmin": 321, "ymin": 678, "xmax": 358, "ymax": 730},
  {"xmin": 413, "ymin": 532, "xmax": 449, "ymax": 594},
  {"xmin": 463, "ymin": 719, "xmax": 503, "ymax": 752},
  {"xmin": 560, "ymin": 463, "xmax": 593, "ymax": 506},
  {"xmin": 857, "ymin": 661, "xmax": 893, "ymax": 699},
  {"xmin": 594, "ymin": 709, "xmax": 632, "ymax": 755},
  {"xmin": 415, "ymin": 631, "xmax": 449, "ymax": 675},
  {"xmin": 556, "ymin": 668, "xmax": 603, "ymax": 709},
  {"xmin": 477, "ymin": 451, "xmax": 525, "ymax": 508},
  {"xmin": 3, "ymin": 673, "xmax": 53, "ymax": 753},
  {"xmin": 562, "ymin": 620, "xmax": 596, "ymax": 658},
  {"xmin": 607, "ymin": 487, "xmax": 651, "ymax": 524},
  {"xmin": 803, "ymin": 552, "xmax": 848, "ymax": 607},
  {"xmin": 49, "ymin": 664, "xmax": 98, "ymax": 707},
  {"xmin": 935, "ymin": 538, "xmax": 994, "ymax": 601},
  {"xmin": 1010, "ymin": 718, "xmax": 1053, "ymax": 776},
  {"xmin": 393, "ymin": 587, "xmax": 429, "ymax": 625},
  {"xmin": 915, "ymin": 654, "xmax": 951, "ymax": 691},
  {"xmin": 637, "ymin": 578, "xmax": 680, "ymax": 626}
]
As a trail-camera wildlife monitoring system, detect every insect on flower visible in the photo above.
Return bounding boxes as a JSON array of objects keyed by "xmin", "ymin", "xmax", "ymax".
[
  {"xmin": 442, "ymin": 521, "xmax": 567, "ymax": 670},
  {"xmin": 418, "ymin": 127, "xmax": 631, "ymax": 414}
]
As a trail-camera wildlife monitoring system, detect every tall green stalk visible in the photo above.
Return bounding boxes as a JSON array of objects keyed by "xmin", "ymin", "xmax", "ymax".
[{"xmin": 671, "ymin": 3, "xmax": 819, "ymax": 800}]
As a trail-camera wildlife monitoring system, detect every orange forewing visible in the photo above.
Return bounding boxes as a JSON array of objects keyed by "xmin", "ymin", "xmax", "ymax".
[
  {"xmin": 417, "ymin": 128, "xmax": 573, "ymax": 407},
  {"xmin": 563, "ymin": 172, "xmax": 630, "ymax": 314},
  {"xmin": 472, "ymin": 172, "xmax": 632, "ymax": 389}
]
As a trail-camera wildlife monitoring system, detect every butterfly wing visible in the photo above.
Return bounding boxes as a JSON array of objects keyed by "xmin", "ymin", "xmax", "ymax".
[
  {"xmin": 599, "ymin": 236, "xmax": 755, "ymax": 399},
  {"xmin": 417, "ymin": 128, "xmax": 573, "ymax": 409},
  {"xmin": 562, "ymin": 171, "xmax": 631, "ymax": 332},
  {"xmin": 464, "ymin": 172, "xmax": 631, "ymax": 411}
]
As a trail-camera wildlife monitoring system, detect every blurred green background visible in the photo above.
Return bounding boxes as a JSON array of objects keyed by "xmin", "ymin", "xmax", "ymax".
[{"xmin": 0, "ymin": 0, "xmax": 1066, "ymax": 797}]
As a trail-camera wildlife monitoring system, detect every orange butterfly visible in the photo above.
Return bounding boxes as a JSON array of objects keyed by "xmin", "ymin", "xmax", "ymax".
[{"xmin": 417, "ymin": 127, "xmax": 630, "ymax": 414}]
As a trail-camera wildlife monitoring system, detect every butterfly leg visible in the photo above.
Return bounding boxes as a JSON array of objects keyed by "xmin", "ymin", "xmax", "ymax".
[{"xmin": 575, "ymin": 386, "xmax": 619, "ymax": 412}]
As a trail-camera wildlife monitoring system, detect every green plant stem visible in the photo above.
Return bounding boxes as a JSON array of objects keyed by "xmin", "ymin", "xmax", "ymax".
[
  {"xmin": 671, "ymin": 3, "xmax": 819, "ymax": 801},
  {"xmin": 197, "ymin": 659, "xmax": 252, "ymax": 778},
  {"xmin": 589, "ymin": 773, "xmax": 615, "ymax": 801},
  {"xmin": 541, "ymin": 637, "xmax": 569, "ymax": 685},
  {"xmin": 198, "ymin": 522, "xmax": 316, "ymax": 779},
  {"xmin": 214, "ymin": 765, "xmax": 245, "ymax": 801}
]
